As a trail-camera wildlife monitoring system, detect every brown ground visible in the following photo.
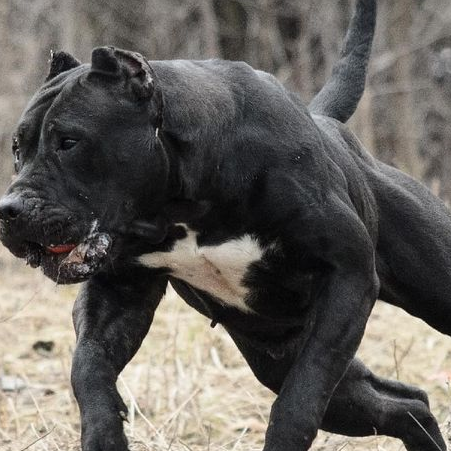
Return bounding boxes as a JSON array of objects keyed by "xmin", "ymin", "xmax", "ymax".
[{"xmin": 0, "ymin": 244, "xmax": 450, "ymax": 451}]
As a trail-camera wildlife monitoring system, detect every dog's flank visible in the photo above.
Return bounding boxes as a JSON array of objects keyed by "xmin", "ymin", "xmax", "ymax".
[{"xmin": 309, "ymin": 0, "xmax": 377, "ymax": 122}]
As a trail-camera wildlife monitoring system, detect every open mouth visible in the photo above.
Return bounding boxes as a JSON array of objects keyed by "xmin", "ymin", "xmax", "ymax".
[
  {"xmin": 47, "ymin": 243, "xmax": 78, "ymax": 254},
  {"xmin": 25, "ymin": 221, "xmax": 112, "ymax": 284}
]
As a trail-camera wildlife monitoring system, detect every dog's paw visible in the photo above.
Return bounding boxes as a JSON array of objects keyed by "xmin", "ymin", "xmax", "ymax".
[
  {"xmin": 82, "ymin": 428, "xmax": 129, "ymax": 451},
  {"xmin": 81, "ymin": 413, "xmax": 129, "ymax": 451}
]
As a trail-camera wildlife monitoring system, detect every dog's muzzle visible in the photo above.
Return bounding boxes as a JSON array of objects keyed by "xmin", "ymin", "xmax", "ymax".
[{"xmin": 0, "ymin": 193, "xmax": 112, "ymax": 284}]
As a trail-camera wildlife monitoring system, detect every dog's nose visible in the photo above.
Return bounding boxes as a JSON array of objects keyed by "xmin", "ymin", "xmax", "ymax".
[{"xmin": 0, "ymin": 195, "xmax": 24, "ymax": 221}]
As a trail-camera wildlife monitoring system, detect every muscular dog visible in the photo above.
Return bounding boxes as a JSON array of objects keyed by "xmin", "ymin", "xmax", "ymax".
[{"xmin": 0, "ymin": 1, "xmax": 449, "ymax": 450}]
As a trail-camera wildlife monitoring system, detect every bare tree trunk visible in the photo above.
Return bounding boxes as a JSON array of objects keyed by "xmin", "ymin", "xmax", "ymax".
[
  {"xmin": 370, "ymin": 0, "xmax": 416, "ymax": 174},
  {"xmin": 200, "ymin": 0, "xmax": 220, "ymax": 58},
  {"xmin": 350, "ymin": 88, "xmax": 375, "ymax": 153},
  {"xmin": 388, "ymin": 0, "xmax": 418, "ymax": 176}
]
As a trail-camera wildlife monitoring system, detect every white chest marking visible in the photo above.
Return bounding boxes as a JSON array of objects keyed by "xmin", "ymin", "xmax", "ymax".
[{"xmin": 139, "ymin": 229, "xmax": 264, "ymax": 313}]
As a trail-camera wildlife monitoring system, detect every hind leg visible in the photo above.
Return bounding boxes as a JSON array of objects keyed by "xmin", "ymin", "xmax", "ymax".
[
  {"xmin": 374, "ymin": 165, "xmax": 451, "ymax": 337},
  {"xmin": 322, "ymin": 359, "xmax": 447, "ymax": 451},
  {"xmin": 378, "ymin": 251, "xmax": 451, "ymax": 337},
  {"xmin": 228, "ymin": 330, "xmax": 446, "ymax": 450}
]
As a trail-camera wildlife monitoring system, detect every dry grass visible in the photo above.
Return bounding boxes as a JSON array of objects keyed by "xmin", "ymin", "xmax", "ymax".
[{"xmin": 0, "ymin": 243, "xmax": 450, "ymax": 451}]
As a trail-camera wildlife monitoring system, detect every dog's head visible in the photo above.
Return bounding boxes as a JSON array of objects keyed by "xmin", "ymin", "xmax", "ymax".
[{"xmin": 0, "ymin": 47, "xmax": 170, "ymax": 283}]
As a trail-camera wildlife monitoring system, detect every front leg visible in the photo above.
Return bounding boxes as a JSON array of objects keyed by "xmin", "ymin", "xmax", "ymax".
[
  {"xmin": 264, "ymin": 194, "xmax": 379, "ymax": 451},
  {"xmin": 71, "ymin": 265, "xmax": 168, "ymax": 451}
]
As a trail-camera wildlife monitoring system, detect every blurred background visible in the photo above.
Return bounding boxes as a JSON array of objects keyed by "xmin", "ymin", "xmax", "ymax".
[
  {"xmin": 2, "ymin": 1, "xmax": 451, "ymax": 450},
  {"xmin": 2, "ymin": 0, "xmax": 451, "ymax": 198}
]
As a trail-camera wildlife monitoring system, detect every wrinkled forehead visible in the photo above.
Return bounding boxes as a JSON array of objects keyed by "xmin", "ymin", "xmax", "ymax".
[{"xmin": 15, "ymin": 64, "xmax": 91, "ymax": 141}]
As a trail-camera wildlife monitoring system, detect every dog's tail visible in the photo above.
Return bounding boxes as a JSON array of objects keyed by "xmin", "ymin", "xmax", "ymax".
[{"xmin": 308, "ymin": 0, "xmax": 376, "ymax": 123}]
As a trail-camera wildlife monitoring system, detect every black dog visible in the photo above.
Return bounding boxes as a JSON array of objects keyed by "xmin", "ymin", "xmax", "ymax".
[{"xmin": 0, "ymin": 1, "xmax": 449, "ymax": 450}]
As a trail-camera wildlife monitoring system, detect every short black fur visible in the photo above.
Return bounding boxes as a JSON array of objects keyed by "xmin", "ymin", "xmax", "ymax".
[{"xmin": 0, "ymin": 1, "xmax": 448, "ymax": 450}]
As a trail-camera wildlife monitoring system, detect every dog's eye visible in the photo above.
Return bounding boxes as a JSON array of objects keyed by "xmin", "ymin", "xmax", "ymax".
[
  {"xmin": 60, "ymin": 138, "xmax": 78, "ymax": 151},
  {"xmin": 12, "ymin": 136, "xmax": 19, "ymax": 153}
]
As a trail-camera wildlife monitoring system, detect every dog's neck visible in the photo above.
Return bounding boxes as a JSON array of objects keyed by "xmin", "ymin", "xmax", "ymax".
[
  {"xmin": 149, "ymin": 61, "xmax": 240, "ymax": 202},
  {"xmin": 159, "ymin": 133, "xmax": 217, "ymax": 198}
]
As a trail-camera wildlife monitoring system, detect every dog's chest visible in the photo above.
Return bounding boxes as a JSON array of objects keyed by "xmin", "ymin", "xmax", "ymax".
[{"xmin": 139, "ymin": 229, "xmax": 264, "ymax": 312}]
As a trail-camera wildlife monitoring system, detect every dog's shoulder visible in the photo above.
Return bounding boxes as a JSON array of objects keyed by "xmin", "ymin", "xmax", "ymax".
[{"xmin": 151, "ymin": 58, "xmax": 297, "ymax": 107}]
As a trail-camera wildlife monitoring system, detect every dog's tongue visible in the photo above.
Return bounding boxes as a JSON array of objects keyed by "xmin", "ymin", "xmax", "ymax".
[{"xmin": 47, "ymin": 244, "xmax": 77, "ymax": 254}]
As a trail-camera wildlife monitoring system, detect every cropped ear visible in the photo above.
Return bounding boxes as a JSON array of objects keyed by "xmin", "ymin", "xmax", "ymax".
[
  {"xmin": 90, "ymin": 46, "xmax": 154, "ymax": 100},
  {"xmin": 46, "ymin": 51, "xmax": 81, "ymax": 81}
]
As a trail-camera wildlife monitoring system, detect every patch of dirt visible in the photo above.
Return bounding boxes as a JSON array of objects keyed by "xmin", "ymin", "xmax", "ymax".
[{"xmin": 0, "ymin": 244, "xmax": 450, "ymax": 451}]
